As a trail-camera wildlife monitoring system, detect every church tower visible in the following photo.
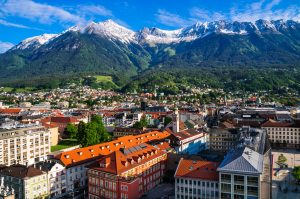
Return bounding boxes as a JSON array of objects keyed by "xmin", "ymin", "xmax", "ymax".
[{"xmin": 172, "ymin": 108, "xmax": 180, "ymax": 133}]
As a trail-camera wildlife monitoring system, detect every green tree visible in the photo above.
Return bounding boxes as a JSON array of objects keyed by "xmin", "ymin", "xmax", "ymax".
[
  {"xmin": 292, "ymin": 166, "xmax": 300, "ymax": 181},
  {"xmin": 65, "ymin": 123, "xmax": 78, "ymax": 139},
  {"xmin": 83, "ymin": 122, "xmax": 99, "ymax": 147},
  {"xmin": 278, "ymin": 154, "xmax": 287, "ymax": 164},
  {"xmin": 91, "ymin": 115, "xmax": 111, "ymax": 142},
  {"xmin": 133, "ymin": 117, "xmax": 148, "ymax": 129},
  {"xmin": 164, "ymin": 117, "xmax": 172, "ymax": 127},
  {"xmin": 77, "ymin": 121, "xmax": 86, "ymax": 144}
]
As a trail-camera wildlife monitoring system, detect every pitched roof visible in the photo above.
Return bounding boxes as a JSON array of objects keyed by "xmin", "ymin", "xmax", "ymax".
[
  {"xmin": 88, "ymin": 143, "xmax": 166, "ymax": 175},
  {"xmin": 50, "ymin": 117, "xmax": 79, "ymax": 123},
  {"xmin": 0, "ymin": 108, "xmax": 22, "ymax": 114},
  {"xmin": 167, "ymin": 128, "xmax": 206, "ymax": 142},
  {"xmin": 175, "ymin": 159, "xmax": 219, "ymax": 181},
  {"xmin": 261, "ymin": 119, "xmax": 293, "ymax": 127},
  {"xmin": 56, "ymin": 130, "xmax": 170, "ymax": 167},
  {"xmin": 0, "ymin": 164, "xmax": 44, "ymax": 179},
  {"xmin": 218, "ymin": 147, "xmax": 263, "ymax": 174}
]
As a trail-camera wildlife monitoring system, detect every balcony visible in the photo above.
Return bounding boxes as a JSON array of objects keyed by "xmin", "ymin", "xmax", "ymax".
[
  {"xmin": 221, "ymin": 187, "xmax": 231, "ymax": 193},
  {"xmin": 221, "ymin": 178, "xmax": 231, "ymax": 183},
  {"xmin": 234, "ymin": 189, "xmax": 244, "ymax": 195},
  {"xmin": 234, "ymin": 180, "xmax": 244, "ymax": 185}
]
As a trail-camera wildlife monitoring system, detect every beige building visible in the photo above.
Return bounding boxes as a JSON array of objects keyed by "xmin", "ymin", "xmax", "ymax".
[
  {"xmin": 0, "ymin": 126, "xmax": 51, "ymax": 166},
  {"xmin": 261, "ymin": 119, "xmax": 300, "ymax": 148},
  {"xmin": 0, "ymin": 165, "xmax": 48, "ymax": 199}
]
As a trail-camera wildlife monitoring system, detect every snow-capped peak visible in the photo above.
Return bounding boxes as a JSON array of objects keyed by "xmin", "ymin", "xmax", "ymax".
[
  {"xmin": 13, "ymin": 34, "xmax": 59, "ymax": 50},
  {"xmin": 9, "ymin": 19, "xmax": 300, "ymax": 51},
  {"xmin": 79, "ymin": 20, "xmax": 136, "ymax": 43}
]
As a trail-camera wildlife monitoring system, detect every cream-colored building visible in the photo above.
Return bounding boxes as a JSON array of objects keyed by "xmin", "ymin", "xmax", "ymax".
[
  {"xmin": 0, "ymin": 126, "xmax": 51, "ymax": 166},
  {"xmin": 0, "ymin": 165, "xmax": 48, "ymax": 199},
  {"xmin": 261, "ymin": 119, "xmax": 300, "ymax": 148}
]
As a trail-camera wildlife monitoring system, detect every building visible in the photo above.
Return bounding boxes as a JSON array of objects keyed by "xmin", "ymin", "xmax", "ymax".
[
  {"xmin": 168, "ymin": 129, "xmax": 209, "ymax": 155},
  {"xmin": 217, "ymin": 128, "xmax": 272, "ymax": 199},
  {"xmin": 167, "ymin": 109, "xmax": 208, "ymax": 155},
  {"xmin": 41, "ymin": 116, "xmax": 79, "ymax": 133},
  {"xmin": 174, "ymin": 158, "xmax": 220, "ymax": 199},
  {"xmin": 57, "ymin": 101, "xmax": 69, "ymax": 109},
  {"xmin": 55, "ymin": 131, "xmax": 170, "ymax": 194},
  {"xmin": 208, "ymin": 127, "xmax": 239, "ymax": 153},
  {"xmin": 87, "ymin": 143, "xmax": 168, "ymax": 199},
  {"xmin": 261, "ymin": 119, "xmax": 300, "ymax": 148},
  {"xmin": 0, "ymin": 126, "xmax": 51, "ymax": 166},
  {"xmin": 43, "ymin": 123, "xmax": 59, "ymax": 146},
  {"xmin": 35, "ymin": 160, "xmax": 67, "ymax": 198},
  {"xmin": 0, "ymin": 164, "xmax": 48, "ymax": 199}
]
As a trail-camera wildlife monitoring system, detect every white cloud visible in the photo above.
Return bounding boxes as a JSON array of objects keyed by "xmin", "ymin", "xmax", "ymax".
[
  {"xmin": 0, "ymin": 19, "xmax": 30, "ymax": 29},
  {"xmin": 78, "ymin": 5, "xmax": 113, "ymax": 17},
  {"xmin": 230, "ymin": 0, "xmax": 300, "ymax": 22},
  {"xmin": 0, "ymin": 0, "xmax": 84, "ymax": 25},
  {"xmin": 0, "ymin": 41, "xmax": 14, "ymax": 53},
  {"xmin": 155, "ymin": 9, "xmax": 190, "ymax": 27},
  {"xmin": 190, "ymin": 0, "xmax": 300, "ymax": 23},
  {"xmin": 190, "ymin": 8, "xmax": 226, "ymax": 22}
]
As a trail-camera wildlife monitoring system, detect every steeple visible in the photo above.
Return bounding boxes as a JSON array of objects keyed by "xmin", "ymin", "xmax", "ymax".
[{"xmin": 172, "ymin": 108, "xmax": 180, "ymax": 133}]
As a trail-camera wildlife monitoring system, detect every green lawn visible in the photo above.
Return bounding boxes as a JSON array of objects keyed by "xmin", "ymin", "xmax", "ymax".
[
  {"xmin": 94, "ymin": 75, "xmax": 113, "ymax": 83},
  {"xmin": 0, "ymin": 87, "xmax": 35, "ymax": 92},
  {"xmin": 51, "ymin": 139, "xmax": 79, "ymax": 152}
]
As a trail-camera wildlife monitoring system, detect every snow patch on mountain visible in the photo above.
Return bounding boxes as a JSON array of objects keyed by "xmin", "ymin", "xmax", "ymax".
[{"xmin": 13, "ymin": 34, "xmax": 59, "ymax": 50}]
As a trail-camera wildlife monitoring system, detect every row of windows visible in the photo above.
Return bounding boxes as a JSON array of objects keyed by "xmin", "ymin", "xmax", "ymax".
[{"xmin": 176, "ymin": 178, "xmax": 218, "ymax": 188}]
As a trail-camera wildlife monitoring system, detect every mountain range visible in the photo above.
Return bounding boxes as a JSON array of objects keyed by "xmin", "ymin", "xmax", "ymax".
[{"xmin": 1, "ymin": 19, "xmax": 300, "ymax": 88}]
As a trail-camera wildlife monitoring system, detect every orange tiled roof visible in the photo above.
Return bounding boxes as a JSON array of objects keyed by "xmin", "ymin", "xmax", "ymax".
[
  {"xmin": 56, "ymin": 130, "xmax": 170, "ymax": 167},
  {"xmin": 175, "ymin": 159, "xmax": 220, "ymax": 181},
  {"xmin": 0, "ymin": 108, "xmax": 22, "ymax": 114},
  {"xmin": 90, "ymin": 143, "xmax": 166, "ymax": 175}
]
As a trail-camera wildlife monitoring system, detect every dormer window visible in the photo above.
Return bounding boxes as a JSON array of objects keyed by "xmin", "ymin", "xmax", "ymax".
[
  {"xmin": 90, "ymin": 149, "xmax": 94, "ymax": 152},
  {"xmin": 65, "ymin": 155, "xmax": 70, "ymax": 159},
  {"xmin": 106, "ymin": 145, "xmax": 110, "ymax": 149},
  {"xmin": 101, "ymin": 146, "xmax": 105, "ymax": 150},
  {"xmin": 78, "ymin": 152, "xmax": 83, "ymax": 156}
]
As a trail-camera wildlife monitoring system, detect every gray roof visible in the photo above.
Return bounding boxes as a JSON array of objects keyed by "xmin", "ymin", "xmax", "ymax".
[{"xmin": 217, "ymin": 146, "xmax": 263, "ymax": 175}]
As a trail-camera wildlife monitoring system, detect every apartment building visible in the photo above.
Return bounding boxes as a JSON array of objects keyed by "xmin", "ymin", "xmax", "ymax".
[
  {"xmin": 208, "ymin": 127, "xmax": 239, "ymax": 153},
  {"xmin": 217, "ymin": 128, "xmax": 272, "ymax": 199},
  {"xmin": 36, "ymin": 160, "xmax": 67, "ymax": 198},
  {"xmin": 174, "ymin": 159, "xmax": 220, "ymax": 199},
  {"xmin": 87, "ymin": 143, "xmax": 168, "ymax": 199},
  {"xmin": 261, "ymin": 119, "xmax": 300, "ymax": 148},
  {"xmin": 0, "ymin": 126, "xmax": 51, "ymax": 166},
  {"xmin": 55, "ymin": 131, "xmax": 170, "ymax": 194},
  {"xmin": 0, "ymin": 164, "xmax": 48, "ymax": 199}
]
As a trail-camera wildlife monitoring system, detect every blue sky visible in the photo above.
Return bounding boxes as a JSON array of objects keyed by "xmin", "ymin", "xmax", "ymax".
[{"xmin": 0, "ymin": 0, "xmax": 299, "ymax": 52}]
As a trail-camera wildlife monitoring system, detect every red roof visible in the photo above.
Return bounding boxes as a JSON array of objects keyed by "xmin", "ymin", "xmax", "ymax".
[
  {"xmin": 261, "ymin": 119, "xmax": 293, "ymax": 127},
  {"xmin": 0, "ymin": 108, "xmax": 22, "ymax": 114},
  {"xmin": 56, "ymin": 130, "xmax": 170, "ymax": 167},
  {"xmin": 50, "ymin": 117, "xmax": 79, "ymax": 123},
  {"xmin": 175, "ymin": 159, "xmax": 220, "ymax": 181},
  {"xmin": 89, "ymin": 143, "xmax": 166, "ymax": 175}
]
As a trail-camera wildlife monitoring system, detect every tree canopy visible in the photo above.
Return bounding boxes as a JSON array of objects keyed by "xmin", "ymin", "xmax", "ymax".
[
  {"xmin": 133, "ymin": 117, "xmax": 148, "ymax": 129},
  {"xmin": 77, "ymin": 115, "xmax": 111, "ymax": 147}
]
